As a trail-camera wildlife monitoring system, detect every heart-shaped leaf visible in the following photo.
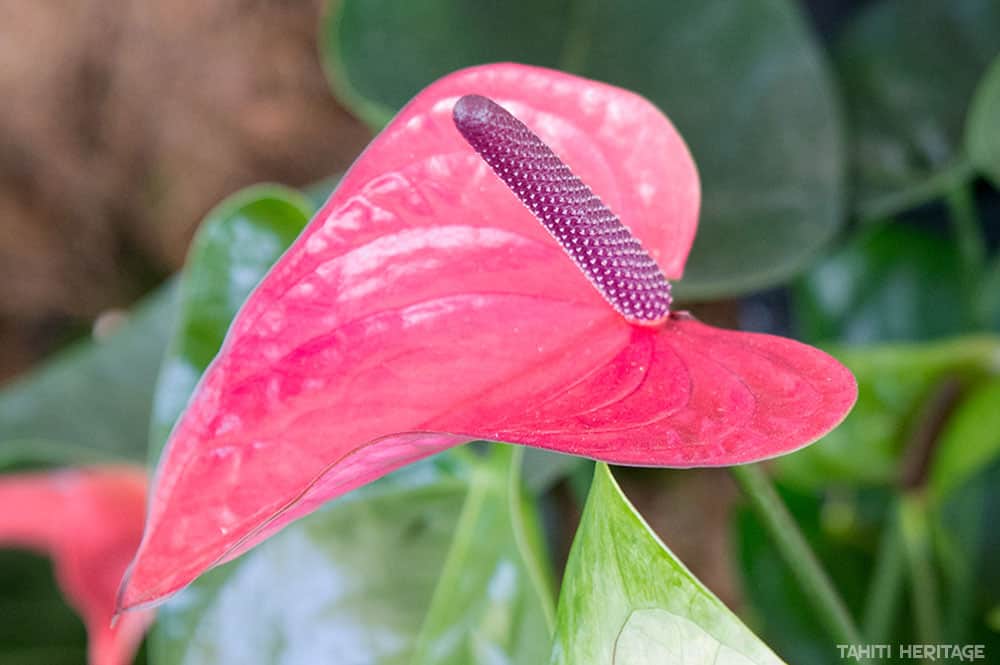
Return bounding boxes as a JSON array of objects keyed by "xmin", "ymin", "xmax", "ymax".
[
  {"xmin": 551, "ymin": 463, "xmax": 783, "ymax": 664},
  {"xmin": 0, "ymin": 467, "xmax": 152, "ymax": 665},
  {"xmin": 966, "ymin": 53, "xmax": 1000, "ymax": 188},
  {"xmin": 120, "ymin": 65, "xmax": 854, "ymax": 610},
  {"xmin": 323, "ymin": 0, "xmax": 845, "ymax": 298},
  {"xmin": 837, "ymin": 0, "xmax": 1000, "ymax": 219},
  {"xmin": 0, "ymin": 287, "xmax": 174, "ymax": 469}
]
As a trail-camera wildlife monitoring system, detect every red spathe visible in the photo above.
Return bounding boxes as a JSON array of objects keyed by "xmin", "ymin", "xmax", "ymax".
[
  {"xmin": 119, "ymin": 64, "xmax": 855, "ymax": 611},
  {"xmin": 0, "ymin": 467, "xmax": 152, "ymax": 665}
]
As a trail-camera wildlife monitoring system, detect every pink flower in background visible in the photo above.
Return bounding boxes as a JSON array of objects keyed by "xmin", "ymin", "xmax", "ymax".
[
  {"xmin": 0, "ymin": 466, "xmax": 152, "ymax": 665},
  {"xmin": 118, "ymin": 63, "xmax": 856, "ymax": 612}
]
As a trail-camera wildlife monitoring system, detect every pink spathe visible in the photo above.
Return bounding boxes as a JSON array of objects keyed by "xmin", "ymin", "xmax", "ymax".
[
  {"xmin": 0, "ymin": 467, "xmax": 152, "ymax": 665},
  {"xmin": 118, "ymin": 64, "xmax": 855, "ymax": 611}
]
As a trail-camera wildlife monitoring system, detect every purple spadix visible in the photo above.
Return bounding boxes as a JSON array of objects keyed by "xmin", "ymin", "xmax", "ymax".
[{"xmin": 452, "ymin": 94, "xmax": 673, "ymax": 324}]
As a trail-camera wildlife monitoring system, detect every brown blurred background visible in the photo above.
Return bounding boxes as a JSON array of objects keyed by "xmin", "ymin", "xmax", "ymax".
[{"xmin": 0, "ymin": 0, "xmax": 371, "ymax": 381}]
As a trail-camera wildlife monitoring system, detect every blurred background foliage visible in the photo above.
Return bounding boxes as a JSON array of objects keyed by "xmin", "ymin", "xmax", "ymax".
[{"xmin": 1, "ymin": 0, "xmax": 998, "ymax": 663}]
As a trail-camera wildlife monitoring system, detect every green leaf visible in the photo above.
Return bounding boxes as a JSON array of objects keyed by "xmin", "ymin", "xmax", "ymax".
[
  {"xmin": 148, "ymin": 185, "xmax": 314, "ymax": 460},
  {"xmin": 793, "ymin": 224, "xmax": 972, "ymax": 345},
  {"xmin": 966, "ymin": 54, "xmax": 1000, "ymax": 187},
  {"xmin": 326, "ymin": 0, "xmax": 571, "ymax": 125},
  {"xmin": 774, "ymin": 337, "xmax": 1000, "ymax": 490},
  {"xmin": 837, "ymin": 0, "xmax": 1000, "ymax": 219},
  {"xmin": 149, "ymin": 184, "xmax": 553, "ymax": 665},
  {"xmin": 928, "ymin": 377, "xmax": 1000, "ymax": 501},
  {"xmin": 322, "ymin": 0, "xmax": 845, "ymax": 299},
  {"xmin": 551, "ymin": 463, "xmax": 783, "ymax": 664},
  {"xmin": 0, "ymin": 285, "xmax": 174, "ymax": 469}
]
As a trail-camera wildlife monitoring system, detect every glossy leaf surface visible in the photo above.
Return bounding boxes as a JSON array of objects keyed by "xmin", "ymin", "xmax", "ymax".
[
  {"xmin": 324, "ymin": 0, "xmax": 845, "ymax": 297},
  {"xmin": 0, "ymin": 287, "xmax": 173, "ymax": 469},
  {"xmin": 121, "ymin": 65, "xmax": 855, "ymax": 610},
  {"xmin": 837, "ymin": 0, "xmax": 1000, "ymax": 218},
  {"xmin": 966, "ymin": 54, "xmax": 1000, "ymax": 187},
  {"xmin": 551, "ymin": 463, "xmax": 783, "ymax": 664},
  {"xmin": 0, "ymin": 467, "xmax": 152, "ymax": 665},
  {"xmin": 146, "ymin": 186, "xmax": 553, "ymax": 665},
  {"xmin": 775, "ymin": 337, "xmax": 1000, "ymax": 490}
]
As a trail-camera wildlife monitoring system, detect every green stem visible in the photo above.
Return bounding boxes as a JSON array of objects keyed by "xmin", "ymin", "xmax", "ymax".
[
  {"xmin": 858, "ymin": 159, "xmax": 975, "ymax": 223},
  {"xmin": 862, "ymin": 501, "xmax": 905, "ymax": 642},
  {"xmin": 730, "ymin": 464, "xmax": 865, "ymax": 652},
  {"xmin": 976, "ymin": 252, "xmax": 1000, "ymax": 326},
  {"xmin": 945, "ymin": 183, "xmax": 986, "ymax": 274},
  {"xmin": 900, "ymin": 493, "xmax": 942, "ymax": 645}
]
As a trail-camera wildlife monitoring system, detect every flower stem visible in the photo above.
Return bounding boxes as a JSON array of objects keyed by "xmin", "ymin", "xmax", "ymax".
[
  {"xmin": 976, "ymin": 248, "xmax": 1000, "ymax": 327},
  {"xmin": 945, "ymin": 182, "xmax": 985, "ymax": 275},
  {"xmin": 862, "ymin": 500, "xmax": 905, "ymax": 641},
  {"xmin": 858, "ymin": 159, "xmax": 974, "ymax": 223},
  {"xmin": 899, "ymin": 493, "xmax": 942, "ymax": 644},
  {"xmin": 730, "ymin": 464, "xmax": 865, "ymax": 651}
]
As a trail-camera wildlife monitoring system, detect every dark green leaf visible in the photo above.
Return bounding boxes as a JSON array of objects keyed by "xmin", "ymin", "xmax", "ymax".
[
  {"xmin": 837, "ymin": 0, "xmax": 1000, "ymax": 219},
  {"xmin": 966, "ymin": 54, "xmax": 1000, "ymax": 188},
  {"xmin": 322, "ymin": 0, "xmax": 845, "ymax": 299},
  {"xmin": 793, "ymin": 224, "xmax": 972, "ymax": 345},
  {"xmin": 326, "ymin": 0, "xmax": 572, "ymax": 124},
  {"xmin": 774, "ymin": 337, "xmax": 1000, "ymax": 490},
  {"xmin": 551, "ymin": 463, "xmax": 782, "ymax": 664},
  {"xmin": 0, "ymin": 286, "xmax": 174, "ymax": 469}
]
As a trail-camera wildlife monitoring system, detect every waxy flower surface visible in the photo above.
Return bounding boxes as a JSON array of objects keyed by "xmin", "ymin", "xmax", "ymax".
[
  {"xmin": 119, "ymin": 64, "xmax": 856, "ymax": 610},
  {"xmin": 0, "ymin": 466, "xmax": 152, "ymax": 665}
]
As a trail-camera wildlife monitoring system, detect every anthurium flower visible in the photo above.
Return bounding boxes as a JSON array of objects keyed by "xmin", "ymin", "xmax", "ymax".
[
  {"xmin": 119, "ymin": 63, "xmax": 856, "ymax": 611},
  {"xmin": 0, "ymin": 466, "xmax": 152, "ymax": 665}
]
